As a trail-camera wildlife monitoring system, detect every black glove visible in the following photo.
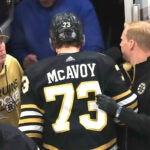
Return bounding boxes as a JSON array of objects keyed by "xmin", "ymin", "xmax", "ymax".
[{"xmin": 96, "ymin": 94, "xmax": 119, "ymax": 116}]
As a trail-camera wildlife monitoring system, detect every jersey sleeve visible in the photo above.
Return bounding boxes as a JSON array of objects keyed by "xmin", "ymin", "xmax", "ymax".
[
  {"xmin": 98, "ymin": 55, "xmax": 138, "ymax": 114},
  {"xmin": 18, "ymin": 74, "xmax": 45, "ymax": 148}
]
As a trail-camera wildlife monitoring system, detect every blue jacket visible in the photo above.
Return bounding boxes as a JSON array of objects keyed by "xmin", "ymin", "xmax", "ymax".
[{"xmin": 9, "ymin": 0, "xmax": 105, "ymax": 64}]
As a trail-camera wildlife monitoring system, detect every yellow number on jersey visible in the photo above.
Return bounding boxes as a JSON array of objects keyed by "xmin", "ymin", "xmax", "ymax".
[
  {"xmin": 44, "ymin": 81, "xmax": 107, "ymax": 133},
  {"xmin": 22, "ymin": 76, "xmax": 30, "ymax": 94}
]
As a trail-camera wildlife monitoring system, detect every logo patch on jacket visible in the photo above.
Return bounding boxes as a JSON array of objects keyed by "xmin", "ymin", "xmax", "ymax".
[{"xmin": 137, "ymin": 82, "xmax": 146, "ymax": 95}]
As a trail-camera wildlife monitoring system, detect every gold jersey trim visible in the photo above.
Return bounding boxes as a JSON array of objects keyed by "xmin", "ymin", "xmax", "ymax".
[
  {"xmin": 112, "ymin": 89, "xmax": 131, "ymax": 100},
  {"xmin": 26, "ymin": 132, "xmax": 42, "ymax": 138},
  {"xmin": 21, "ymin": 104, "xmax": 45, "ymax": 113},
  {"xmin": 43, "ymin": 138, "xmax": 117, "ymax": 150}
]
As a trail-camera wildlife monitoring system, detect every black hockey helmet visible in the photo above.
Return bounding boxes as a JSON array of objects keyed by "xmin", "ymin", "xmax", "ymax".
[{"xmin": 50, "ymin": 12, "xmax": 84, "ymax": 45}]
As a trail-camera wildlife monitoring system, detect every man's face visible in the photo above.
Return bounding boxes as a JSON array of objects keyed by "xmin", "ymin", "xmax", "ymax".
[
  {"xmin": 120, "ymin": 29, "xmax": 131, "ymax": 62},
  {"xmin": 39, "ymin": 0, "xmax": 56, "ymax": 8},
  {"xmin": 0, "ymin": 37, "xmax": 6, "ymax": 65}
]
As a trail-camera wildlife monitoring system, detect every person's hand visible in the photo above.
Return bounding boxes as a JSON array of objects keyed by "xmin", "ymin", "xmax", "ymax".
[
  {"xmin": 23, "ymin": 54, "xmax": 38, "ymax": 69},
  {"xmin": 96, "ymin": 94, "xmax": 119, "ymax": 116}
]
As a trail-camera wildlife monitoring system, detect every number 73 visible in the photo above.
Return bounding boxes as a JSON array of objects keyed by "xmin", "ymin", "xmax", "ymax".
[{"xmin": 44, "ymin": 81, "xmax": 107, "ymax": 133}]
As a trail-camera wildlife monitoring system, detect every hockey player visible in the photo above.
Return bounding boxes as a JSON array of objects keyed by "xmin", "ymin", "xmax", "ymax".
[{"xmin": 19, "ymin": 12, "xmax": 137, "ymax": 150}]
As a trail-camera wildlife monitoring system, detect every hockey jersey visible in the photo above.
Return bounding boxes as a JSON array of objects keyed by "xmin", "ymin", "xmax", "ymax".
[{"xmin": 19, "ymin": 51, "xmax": 137, "ymax": 150}]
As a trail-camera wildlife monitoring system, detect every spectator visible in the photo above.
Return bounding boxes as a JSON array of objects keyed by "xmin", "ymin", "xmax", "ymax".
[
  {"xmin": 8, "ymin": 0, "xmax": 105, "ymax": 69},
  {"xmin": 0, "ymin": 29, "xmax": 23, "ymax": 127},
  {"xmin": 0, "ymin": 122, "xmax": 39, "ymax": 150},
  {"xmin": 97, "ymin": 21, "xmax": 150, "ymax": 150},
  {"xmin": 19, "ymin": 12, "xmax": 137, "ymax": 150}
]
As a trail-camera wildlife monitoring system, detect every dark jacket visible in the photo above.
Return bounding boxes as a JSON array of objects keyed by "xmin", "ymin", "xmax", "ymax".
[
  {"xmin": 0, "ymin": 123, "xmax": 39, "ymax": 150},
  {"xmin": 118, "ymin": 58, "xmax": 150, "ymax": 150}
]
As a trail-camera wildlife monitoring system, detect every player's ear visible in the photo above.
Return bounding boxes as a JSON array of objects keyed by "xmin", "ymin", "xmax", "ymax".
[{"xmin": 129, "ymin": 39, "xmax": 135, "ymax": 51}]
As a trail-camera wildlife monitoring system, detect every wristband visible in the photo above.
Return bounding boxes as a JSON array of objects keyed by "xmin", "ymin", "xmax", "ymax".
[{"xmin": 115, "ymin": 106, "xmax": 122, "ymax": 118}]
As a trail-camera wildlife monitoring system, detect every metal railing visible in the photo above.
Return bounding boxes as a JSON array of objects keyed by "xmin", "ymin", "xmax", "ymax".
[{"xmin": 124, "ymin": 0, "xmax": 150, "ymax": 22}]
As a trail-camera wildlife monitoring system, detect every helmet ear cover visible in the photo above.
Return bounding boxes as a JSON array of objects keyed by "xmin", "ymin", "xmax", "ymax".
[{"xmin": 50, "ymin": 12, "xmax": 84, "ymax": 46}]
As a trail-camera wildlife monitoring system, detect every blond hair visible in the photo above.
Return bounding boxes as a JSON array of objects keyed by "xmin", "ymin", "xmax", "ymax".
[{"xmin": 124, "ymin": 21, "xmax": 150, "ymax": 50}]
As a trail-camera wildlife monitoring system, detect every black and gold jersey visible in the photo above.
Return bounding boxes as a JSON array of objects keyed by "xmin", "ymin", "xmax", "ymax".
[{"xmin": 19, "ymin": 51, "xmax": 137, "ymax": 150}]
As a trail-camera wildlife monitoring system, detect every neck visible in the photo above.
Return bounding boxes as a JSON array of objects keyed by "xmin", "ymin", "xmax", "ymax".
[
  {"xmin": 56, "ymin": 46, "xmax": 80, "ymax": 54},
  {"xmin": 131, "ymin": 52, "xmax": 150, "ymax": 65},
  {"xmin": 129, "ymin": 47, "xmax": 150, "ymax": 65}
]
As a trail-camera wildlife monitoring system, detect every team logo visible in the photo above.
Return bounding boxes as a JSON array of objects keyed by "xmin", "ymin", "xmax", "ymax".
[
  {"xmin": 0, "ymin": 90, "xmax": 20, "ymax": 111},
  {"xmin": 6, "ymin": 100, "xmax": 16, "ymax": 112},
  {"xmin": 137, "ymin": 82, "xmax": 146, "ymax": 95}
]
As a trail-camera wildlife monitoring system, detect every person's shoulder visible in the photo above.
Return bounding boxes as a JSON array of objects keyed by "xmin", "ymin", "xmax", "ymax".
[
  {"xmin": 0, "ymin": 123, "xmax": 38, "ymax": 150},
  {"xmin": 5, "ymin": 54, "xmax": 18, "ymax": 64},
  {"xmin": 6, "ymin": 54, "xmax": 18, "ymax": 60},
  {"xmin": 6, "ymin": 54, "xmax": 21, "ymax": 65},
  {"xmin": 5, "ymin": 54, "xmax": 23, "ymax": 73},
  {"xmin": 25, "ymin": 56, "xmax": 55, "ymax": 76},
  {"xmin": 87, "ymin": 51, "xmax": 117, "ymax": 67},
  {"xmin": 23, "ymin": 57, "xmax": 58, "ymax": 85},
  {"xmin": 81, "ymin": 51, "xmax": 114, "ymax": 60}
]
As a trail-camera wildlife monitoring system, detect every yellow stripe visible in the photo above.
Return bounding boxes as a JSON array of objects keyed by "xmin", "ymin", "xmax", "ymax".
[
  {"xmin": 113, "ymin": 90, "xmax": 131, "ymax": 100},
  {"xmin": 92, "ymin": 138, "xmax": 117, "ymax": 150},
  {"xmin": 21, "ymin": 104, "xmax": 45, "ymax": 113},
  {"xmin": 19, "ymin": 118, "xmax": 43, "ymax": 124},
  {"xmin": 43, "ymin": 143, "xmax": 59, "ymax": 150},
  {"xmin": 43, "ymin": 138, "xmax": 117, "ymax": 150},
  {"xmin": 26, "ymin": 133, "xmax": 42, "ymax": 138},
  {"xmin": 127, "ymin": 101, "xmax": 138, "ymax": 109}
]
